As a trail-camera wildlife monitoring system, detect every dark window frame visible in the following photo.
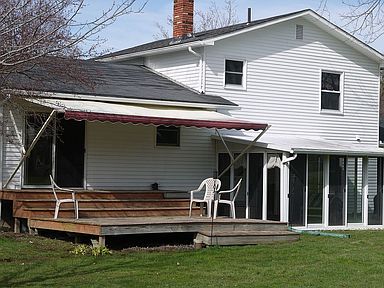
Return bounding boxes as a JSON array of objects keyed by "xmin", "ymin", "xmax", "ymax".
[
  {"xmin": 156, "ymin": 125, "xmax": 180, "ymax": 147},
  {"xmin": 224, "ymin": 59, "xmax": 245, "ymax": 87}
]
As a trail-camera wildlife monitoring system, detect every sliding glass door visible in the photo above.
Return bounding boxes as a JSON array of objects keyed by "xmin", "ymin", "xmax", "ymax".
[
  {"xmin": 289, "ymin": 154, "xmax": 306, "ymax": 226},
  {"xmin": 307, "ymin": 155, "xmax": 324, "ymax": 225},
  {"xmin": 347, "ymin": 157, "xmax": 363, "ymax": 224},
  {"xmin": 329, "ymin": 156, "xmax": 346, "ymax": 226},
  {"xmin": 368, "ymin": 158, "xmax": 383, "ymax": 225}
]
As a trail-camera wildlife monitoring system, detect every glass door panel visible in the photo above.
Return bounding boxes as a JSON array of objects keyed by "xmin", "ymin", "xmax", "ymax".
[
  {"xmin": 267, "ymin": 154, "xmax": 281, "ymax": 221},
  {"xmin": 234, "ymin": 153, "xmax": 247, "ymax": 218},
  {"xmin": 307, "ymin": 155, "xmax": 324, "ymax": 224},
  {"xmin": 55, "ymin": 118, "xmax": 85, "ymax": 187},
  {"xmin": 368, "ymin": 158, "xmax": 383, "ymax": 225},
  {"xmin": 218, "ymin": 153, "xmax": 231, "ymax": 217},
  {"xmin": 289, "ymin": 154, "xmax": 306, "ymax": 226},
  {"xmin": 249, "ymin": 153, "xmax": 263, "ymax": 219},
  {"xmin": 24, "ymin": 114, "xmax": 53, "ymax": 185},
  {"xmin": 329, "ymin": 156, "xmax": 346, "ymax": 226},
  {"xmin": 347, "ymin": 157, "xmax": 363, "ymax": 224}
]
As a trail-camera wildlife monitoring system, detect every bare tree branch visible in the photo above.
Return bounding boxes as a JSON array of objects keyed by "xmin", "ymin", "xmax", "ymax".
[{"xmin": 0, "ymin": 0, "xmax": 147, "ymax": 104}]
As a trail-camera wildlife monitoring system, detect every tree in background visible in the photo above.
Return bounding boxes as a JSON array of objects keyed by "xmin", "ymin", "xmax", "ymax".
[
  {"xmin": 154, "ymin": 0, "xmax": 239, "ymax": 39},
  {"xmin": 0, "ymin": 0, "xmax": 147, "ymax": 102},
  {"xmin": 318, "ymin": 0, "xmax": 384, "ymax": 43}
]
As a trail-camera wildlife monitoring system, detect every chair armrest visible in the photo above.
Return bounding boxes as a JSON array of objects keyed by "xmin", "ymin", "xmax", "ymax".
[
  {"xmin": 218, "ymin": 187, "xmax": 236, "ymax": 194},
  {"xmin": 56, "ymin": 187, "xmax": 75, "ymax": 193}
]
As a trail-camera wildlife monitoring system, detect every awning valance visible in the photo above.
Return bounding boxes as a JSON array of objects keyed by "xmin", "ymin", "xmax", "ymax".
[{"xmin": 27, "ymin": 98, "xmax": 267, "ymax": 131}]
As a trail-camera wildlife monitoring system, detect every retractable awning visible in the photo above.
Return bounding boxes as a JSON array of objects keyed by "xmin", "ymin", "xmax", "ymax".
[
  {"xmin": 213, "ymin": 133, "xmax": 384, "ymax": 157},
  {"xmin": 27, "ymin": 98, "xmax": 267, "ymax": 131}
]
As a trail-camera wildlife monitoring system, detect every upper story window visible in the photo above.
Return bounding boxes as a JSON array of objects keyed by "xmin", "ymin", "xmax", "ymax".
[
  {"xmin": 321, "ymin": 71, "xmax": 343, "ymax": 112},
  {"xmin": 225, "ymin": 59, "xmax": 245, "ymax": 87},
  {"xmin": 156, "ymin": 126, "xmax": 180, "ymax": 147}
]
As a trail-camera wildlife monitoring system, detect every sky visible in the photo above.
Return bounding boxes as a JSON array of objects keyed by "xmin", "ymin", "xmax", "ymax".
[{"xmin": 78, "ymin": 0, "xmax": 384, "ymax": 53}]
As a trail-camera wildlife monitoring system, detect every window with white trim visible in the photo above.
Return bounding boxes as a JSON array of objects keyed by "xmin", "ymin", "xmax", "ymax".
[
  {"xmin": 225, "ymin": 59, "xmax": 244, "ymax": 87},
  {"xmin": 321, "ymin": 71, "xmax": 342, "ymax": 111}
]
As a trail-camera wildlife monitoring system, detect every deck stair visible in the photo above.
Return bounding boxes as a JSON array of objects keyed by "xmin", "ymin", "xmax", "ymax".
[{"xmin": 195, "ymin": 230, "xmax": 299, "ymax": 246}]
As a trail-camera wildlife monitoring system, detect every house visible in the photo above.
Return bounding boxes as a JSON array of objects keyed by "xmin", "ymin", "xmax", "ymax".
[
  {"xmin": 96, "ymin": 1, "xmax": 384, "ymax": 229},
  {"xmin": 1, "ymin": 0, "xmax": 383, "ymax": 234}
]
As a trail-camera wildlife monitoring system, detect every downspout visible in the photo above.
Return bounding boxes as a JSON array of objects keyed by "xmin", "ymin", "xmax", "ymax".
[
  {"xmin": 188, "ymin": 47, "xmax": 204, "ymax": 93},
  {"xmin": 282, "ymin": 153, "xmax": 297, "ymax": 164}
]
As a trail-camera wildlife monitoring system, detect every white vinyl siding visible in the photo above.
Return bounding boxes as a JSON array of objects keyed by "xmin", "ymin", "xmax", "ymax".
[
  {"xmin": 146, "ymin": 49, "xmax": 201, "ymax": 91},
  {"xmin": 85, "ymin": 122, "xmax": 216, "ymax": 191},
  {"xmin": 2, "ymin": 106, "xmax": 23, "ymax": 189},
  {"xmin": 204, "ymin": 19, "xmax": 379, "ymax": 146}
]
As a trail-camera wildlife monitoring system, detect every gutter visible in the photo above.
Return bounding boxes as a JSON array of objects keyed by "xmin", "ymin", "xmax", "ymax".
[{"xmin": 98, "ymin": 40, "xmax": 215, "ymax": 62}]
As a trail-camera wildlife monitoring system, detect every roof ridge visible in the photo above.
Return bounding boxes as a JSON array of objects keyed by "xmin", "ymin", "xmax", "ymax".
[{"xmin": 96, "ymin": 9, "xmax": 313, "ymax": 60}]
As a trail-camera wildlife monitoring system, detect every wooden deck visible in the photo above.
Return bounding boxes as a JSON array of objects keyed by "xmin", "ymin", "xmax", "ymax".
[
  {"xmin": 29, "ymin": 216, "xmax": 299, "ymax": 247},
  {"xmin": 2, "ymin": 189, "xmax": 299, "ymax": 247}
]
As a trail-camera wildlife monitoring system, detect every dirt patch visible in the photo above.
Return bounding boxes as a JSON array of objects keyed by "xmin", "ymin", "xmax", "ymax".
[{"xmin": 122, "ymin": 244, "xmax": 194, "ymax": 253}]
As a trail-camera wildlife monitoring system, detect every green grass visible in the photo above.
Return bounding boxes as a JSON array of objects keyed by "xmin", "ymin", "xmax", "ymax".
[{"xmin": 1, "ymin": 231, "xmax": 384, "ymax": 287}]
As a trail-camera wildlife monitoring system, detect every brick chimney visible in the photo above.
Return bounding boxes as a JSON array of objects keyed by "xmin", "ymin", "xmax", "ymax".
[{"xmin": 173, "ymin": 0, "xmax": 194, "ymax": 38}]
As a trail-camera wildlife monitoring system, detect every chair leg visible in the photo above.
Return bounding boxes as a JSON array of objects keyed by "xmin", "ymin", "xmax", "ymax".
[
  {"xmin": 231, "ymin": 203, "xmax": 236, "ymax": 219},
  {"xmin": 54, "ymin": 202, "xmax": 60, "ymax": 219},
  {"xmin": 189, "ymin": 201, "xmax": 193, "ymax": 217},
  {"xmin": 207, "ymin": 201, "xmax": 211, "ymax": 218},
  {"xmin": 74, "ymin": 201, "xmax": 79, "ymax": 219},
  {"xmin": 213, "ymin": 200, "xmax": 218, "ymax": 219}
]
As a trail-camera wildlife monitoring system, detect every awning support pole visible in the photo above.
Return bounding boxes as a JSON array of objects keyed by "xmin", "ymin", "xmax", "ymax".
[
  {"xmin": 218, "ymin": 125, "xmax": 271, "ymax": 179},
  {"xmin": 9, "ymin": 110, "xmax": 26, "ymax": 155},
  {"xmin": 215, "ymin": 128, "xmax": 234, "ymax": 162},
  {"xmin": 3, "ymin": 110, "xmax": 56, "ymax": 189}
]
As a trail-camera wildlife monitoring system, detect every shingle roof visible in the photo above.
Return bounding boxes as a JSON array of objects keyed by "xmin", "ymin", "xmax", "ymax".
[
  {"xmin": 98, "ymin": 9, "xmax": 311, "ymax": 59},
  {"xmin": 9, "ymin": 60, "xmax": 236, "ymax": 107}
]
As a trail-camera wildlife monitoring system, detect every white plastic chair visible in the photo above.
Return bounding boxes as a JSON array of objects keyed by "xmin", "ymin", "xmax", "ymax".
[
  {"xmin": 189, "ymin": 178, "xmax": 221, "ymax": 218},
  {"xmin": 213, "ymin": 178, "xmax": 242, "ymax": 219},
  {"xmin": 50, "ymin": 175, "xmax": 79, "ymax": 219}
]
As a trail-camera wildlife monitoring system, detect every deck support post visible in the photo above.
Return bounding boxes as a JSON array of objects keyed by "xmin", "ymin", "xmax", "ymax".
[
  {"xmin": 14, "ymin": 218, "xmax": 20, "ymax": 233},
  {"xmin": 98, "ymin": 236, "xmax": 106, "ymax": 247},
  {"xmin": 92, "ymin": 236, "xmax": 106, "ymax": 247}
]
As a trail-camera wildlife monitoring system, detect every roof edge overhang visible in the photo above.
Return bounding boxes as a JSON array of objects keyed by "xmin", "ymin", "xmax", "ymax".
[
  {"xmin": 292, "ymin": 148, "xmax": 384, "ymax": 157},
  {"xmin": 101, "ymin": 9, "xmax": 384, "ymax": 65},
  {"xmin": 98, "ymin": 40, "xmax": 215, "ymax": 62},
  {"xmin": 213, "ymin": 135, "xmax": 384, "ymax": 156},
  {"xmin": 7, "ymin": 89, "xmax": 239, "ymax": 111}
]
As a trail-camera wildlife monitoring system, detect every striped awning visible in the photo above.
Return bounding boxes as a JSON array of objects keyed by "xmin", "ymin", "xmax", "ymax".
[{"xmin": 27, "ymin": 98, "xmax": 268, "ymax": 131}]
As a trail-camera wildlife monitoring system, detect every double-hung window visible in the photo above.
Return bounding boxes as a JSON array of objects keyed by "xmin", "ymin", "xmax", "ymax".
[
  {"xmin": 321, "ymin": 71, "xmax": 343, "ymax": 112},
  {"xmin": 225, "ymin": 59, "xmax": 245, "ymax": 87}
]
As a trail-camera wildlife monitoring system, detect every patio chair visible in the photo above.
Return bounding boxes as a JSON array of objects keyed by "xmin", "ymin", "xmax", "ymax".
[
  {"xmin": 50, "ymin": 175, "xmax": 79, "ymax": 219},
  {"xmin": 189, "ymin": 178, "xmax": 221, "ymax": 218},
  {"xmin": 213, "ymin": 178, "xmax": 242, "ymax": 219}
]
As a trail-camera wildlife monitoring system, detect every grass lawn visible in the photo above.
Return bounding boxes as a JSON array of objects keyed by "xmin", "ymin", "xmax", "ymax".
[{"xmin": 1, "ymin": 230, "xmax": 384, "ymax": 287}]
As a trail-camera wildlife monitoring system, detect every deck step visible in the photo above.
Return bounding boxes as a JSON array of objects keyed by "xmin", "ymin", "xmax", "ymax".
[
  {"xmin": 16, "ymin": 199, "xmax": 190, "ymax": 209},
  {"xmin": 195, "ymin": 230, "xmax": 300, "ymax": 246},
  {"xmin": 16, "ymin": 206, "xmax": 200, "ymax": 218}
]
